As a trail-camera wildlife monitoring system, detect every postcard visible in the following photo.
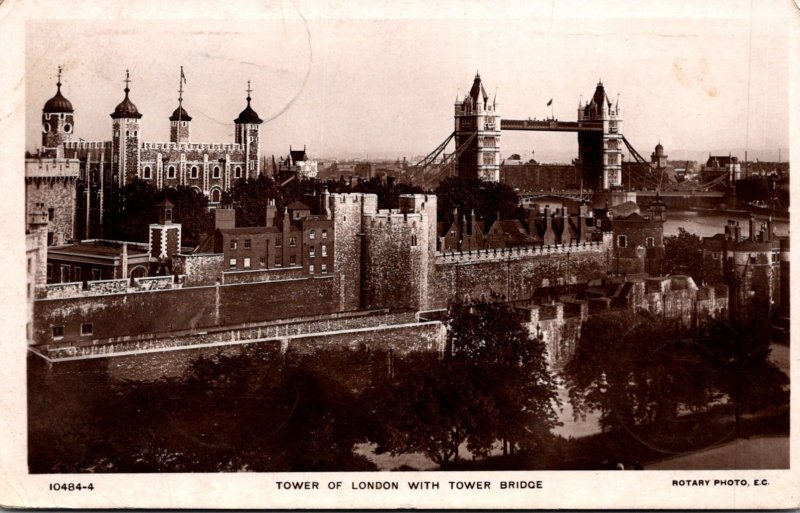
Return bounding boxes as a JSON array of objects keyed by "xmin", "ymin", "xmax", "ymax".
[{"xmin": 0, "ymin": 0, "xmax": 797, "ymax": 508}]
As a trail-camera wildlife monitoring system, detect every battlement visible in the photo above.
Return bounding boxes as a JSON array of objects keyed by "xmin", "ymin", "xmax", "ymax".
[
  {"xmin": 364, "ymin": 210, "xmax": 426, "ymax": 226},
  {"xmin": 25, "ymin": 158, "xmax": 80, "ymax": 178},
  {"xmin": 436, "ymin": 240, "xmax": 604, "ymax": 264},
  {"xmin": 63, "ymin": 141, "xmax": 111, "ymax": 150},
  {"xmin": 142, "ymin": 141, "xmax": 244, "ymax": 152},
  {"xmin": 43, "ymin": 274, "xmax": 185, "ymax": 299}
]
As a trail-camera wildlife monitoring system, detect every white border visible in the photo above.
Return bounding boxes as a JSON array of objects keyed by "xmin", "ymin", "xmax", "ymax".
[{"xmin": 1, "ymin": 0, "xmax": 798, "ymax": 509}]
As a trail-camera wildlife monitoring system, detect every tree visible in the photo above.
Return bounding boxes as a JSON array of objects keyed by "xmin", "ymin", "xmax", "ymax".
[
  {"xmin": 663, "ymin": 228, "xmax": 704, "ymax": 284},
  {"xmin": 369, "ymin": 296, "xmax": 560, "ymax": 466},
  {"xmin": 699, "ymin": 320, "xmax": 789, "ymax": 432},
  {"xmin": 435, "ymin": 176, "xmax": 523, "ymax": 227},
  {"xmin": 103, "ymin": 179, "xmax": 159, "ymax": 242},
  {"xmin": 564, "ymin": 310, "xmax": 716, "ymax": 433},
  {"xmin": 161, "ymin": 186, "xmax": 213, "ymax": 247},
  {"xmin": 224, "ymin": 175, "xmax": 285, "ymax": 227}
]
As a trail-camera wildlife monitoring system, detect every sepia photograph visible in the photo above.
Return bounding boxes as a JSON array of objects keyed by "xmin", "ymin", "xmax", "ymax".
[{"xmin": 2, "ymin": 0, "xmax": 797, "ymax": 508}]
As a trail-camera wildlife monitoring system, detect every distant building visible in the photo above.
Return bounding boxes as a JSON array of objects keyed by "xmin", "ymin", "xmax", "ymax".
[
  {"xmin": 702, "ymin": 154, "xmax": 741, "ymax": 182},
  {"xmin": 437, "ymin": 202, "xmax": 596, "ymax": 253},
  {"xmin": 277, "ymin": 146, "xmax": 318, "ymax": 179},
  {"xmin": 702, "ymin": 216, "xmax": 788, "ymax": 322},
  {"xmin": 609, "ymin": 196, "xmax": 666, "ymax": 276},
  {"xmin": 194, "ymin": 196, "xmax": 334, "ymax": 276}
]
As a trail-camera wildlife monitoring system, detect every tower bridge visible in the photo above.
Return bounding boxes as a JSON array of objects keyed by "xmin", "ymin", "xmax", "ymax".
[{"xmin": 412, "ymin": 73, "xmax": 732, "ymax": 206}]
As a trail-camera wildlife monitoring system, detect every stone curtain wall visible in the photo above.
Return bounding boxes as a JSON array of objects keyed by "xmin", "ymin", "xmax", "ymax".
[
  {"xmin": 94, "ymin": 321, "xmax": 445, "ymax": 382},
  {"xmin": 34, "ymin": 276, "xmax": 341, "ymax": 345},
  {"xmin": 430, "ymin": 244, "xmax": 609, "ymax": 309},
  {"xmin": 173, "ymin": 253, "xmax": 225, "ymax": 286},
  {"xmin": 26, "ymin": 179, "xmax": 76, "ymax": 245}
]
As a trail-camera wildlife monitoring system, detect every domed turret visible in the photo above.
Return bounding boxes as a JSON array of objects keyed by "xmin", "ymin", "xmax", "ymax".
[
  {"xmin": 41, "ymin": 66, "xmax": 75, "ymax": 155},
  {"xmin": 234, "ymin": 81, "xmax": 263, "ymax": 177},
  {"xmin": 234, "ymin": 86, "xmax": 263, "ymax": 125},
  {"xmin": 169, "ymin": 105, "xmax": 192, "ymax": 122},
  {"xmin": 43, "ymin": 76, "xmax": 74, "ymax": 113},
  {"xmin": 111, "ymin": 70, "xmax": 142, "ymax": 119}
]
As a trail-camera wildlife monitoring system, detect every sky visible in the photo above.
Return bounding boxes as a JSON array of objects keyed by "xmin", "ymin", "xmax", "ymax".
[{"xmin": 25, "ymin": 1, "xmax": 791, "ymax": 163}]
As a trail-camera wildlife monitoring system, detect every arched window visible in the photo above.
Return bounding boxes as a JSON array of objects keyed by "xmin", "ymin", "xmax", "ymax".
[
  {"xmin": 234, "ymin": 166, "xmax": 242, "ymax": 178},
  {"xmin": 42, "ymin": 123, "xmax": 50, "ymax": 134},
  {"xmin": 213, "ymin": 166, "xmax": 221, "ymax": 179},
  {"xmin": 142, "ymin": 166, "xmax": 152, "ymax": 179},
  {"xmin": 411, "ymin": 234, "xmax": 418, "ymax": 247},
  {"xmin": 167, "ymin": 166, "xmax": 176, "ymax": 179},
  {"xmin": 63, "ymin": 123, "xmax": 72, "ymax": 133},
  {"xmin": 190, "ymin": 166, "xmax": 199, "ymax": 179},
  {"xmin": 211, "ymin": 188, "xmax": 221, "ymax": 203}
]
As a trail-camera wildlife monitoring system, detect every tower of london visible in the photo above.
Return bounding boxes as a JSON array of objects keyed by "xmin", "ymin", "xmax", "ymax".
[{"xmin": 29, "ymin": 68, "xmax": 264, "ymax": 240}]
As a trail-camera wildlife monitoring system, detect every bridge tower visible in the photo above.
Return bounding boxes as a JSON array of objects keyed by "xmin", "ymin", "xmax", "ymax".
[
  {"xmin": 577, "ymin": 81, "xmax": 623, "ymax": 192},
  {"xmin": 454, "ymin": 73, "xmax": 501, "ymax": 182}
]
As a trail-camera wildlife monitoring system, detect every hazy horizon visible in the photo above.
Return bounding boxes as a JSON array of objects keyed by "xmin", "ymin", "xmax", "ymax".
[{"xmin": 26, "ymin": 5, "xmax": 789, "ymax": 164}]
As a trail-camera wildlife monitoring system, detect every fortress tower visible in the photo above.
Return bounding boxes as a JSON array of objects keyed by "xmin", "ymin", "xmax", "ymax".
[
  {"xmin": 234, "ymin": 81, "xmax": 263, "ymax": 178},
  {"xmin": 169, "ymin": 67, "xmax": 191, "ymax": 144},
  {"xmin": 454, "ymin": 73, "xmax": 501, "ymax": 182},
  {"xmin": 110, "ymin": 70, "xmax": 143, "ymax": 187}
]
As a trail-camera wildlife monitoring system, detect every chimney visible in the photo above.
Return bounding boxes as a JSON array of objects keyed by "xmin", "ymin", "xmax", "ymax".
[
  {"xmin": 266, "ymin": 199, "xmax": 277, "ymax": 226},
  {"xmin": 120, "ymin": 243, "xmax": 129, "ymax": 279},
  {"xmin": 215, "ymin": 208, "xmax": 236, "ymax": 230},
  {"xmin": 765, "ymin": 216, "xmax": 774, "ymax": 242},
  {"xmin": 321, "ymin": 187, "xmax": 331, "ymax": 219}
]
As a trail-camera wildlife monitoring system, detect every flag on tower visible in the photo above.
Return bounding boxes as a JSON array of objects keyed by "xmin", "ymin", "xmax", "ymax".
[
  {"xmin": 546, "ymin": 98, "xmax": 553, "ymax": 106},
  {"xmin": 181, "ymin": 67, "xmax": 187, "ymax": 84}
]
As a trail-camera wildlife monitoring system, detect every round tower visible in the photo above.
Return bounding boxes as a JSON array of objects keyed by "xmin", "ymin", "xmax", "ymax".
[
  {"xmin": 42, "ymin": 66, "xmax": 75, "ymax": 157},
  {"xmin": 110, "ymin": 70, "xmax": 143, "ymax": 187},
  {"xmin": 234, "ymin": 81, "xmax": 263, "ymax": 178}
]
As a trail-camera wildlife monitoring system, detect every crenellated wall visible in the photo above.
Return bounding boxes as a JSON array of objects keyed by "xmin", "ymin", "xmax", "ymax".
[{"xmin": 430, "ymin": 240, "xmax": 611, "ymax": 308}]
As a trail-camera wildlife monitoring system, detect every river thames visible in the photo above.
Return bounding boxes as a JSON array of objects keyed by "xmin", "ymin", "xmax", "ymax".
[{"xmin": 664, "ymin": 209, "xmax": 789, "ymax": 238}]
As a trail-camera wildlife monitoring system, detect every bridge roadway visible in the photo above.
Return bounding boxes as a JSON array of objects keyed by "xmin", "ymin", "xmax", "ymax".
[
  {"xmin": 519, "ymin": 189, "xmax": 724, "ymax": 199},
  {"xmin": 501, "ymin": 119, "xmax": 604, "ymax": 132}
]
